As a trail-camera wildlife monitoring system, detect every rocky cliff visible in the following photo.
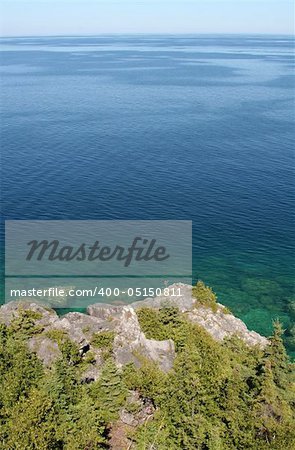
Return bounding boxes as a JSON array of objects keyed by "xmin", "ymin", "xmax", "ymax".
[{"xmin": 0, "ymin": 283, "xmax": 268, "ymax": 377}]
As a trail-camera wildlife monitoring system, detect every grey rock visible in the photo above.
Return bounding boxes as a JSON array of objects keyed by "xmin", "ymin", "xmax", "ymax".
[
  {"xmin": 119, "ymin": 409, "xmax": 139, "ymax": 427},
  {"xmin": 87, "ymin": 303, "xmax": 124, "ymax": 320},
  {"xmin": 61, "ymin": 312, "xmax": 112, "ymax": 335},
  {"xmin": 46, "ymin": 316, "xmax": 88, "ymax": 350},
  {"xmin": 120, "ymin": 391, "xmax": 155, "ymax": 427},
  {"xmin": 187, "ymin": 306, "xmax": 268, "ymax": 347},
  {"xmin": 28, "ymin": 335, "xmax": 61, "ymax": 366},
  {"xmin": 113, "ymin": 306, "xmax": 175, "ymax": 372},
  {"xmin": 81, "ymin": 348, "xmax": 103, "ymax": 383},
  {"xmin": 0, "ymin": 282, "xmax": 268, "ymax": 374},
  {"xmin": 0, "ymin": 301, "xmax": 59, "ymax": 328},
  {"xmin": 43, "ymin": 311, "xmax": 112, "ymax": 351}
]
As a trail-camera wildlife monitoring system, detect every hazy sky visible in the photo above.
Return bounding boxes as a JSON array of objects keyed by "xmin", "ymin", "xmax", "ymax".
[{"xmin": 0, "ymin": 0, "xmax": 294, "ymax": 37}]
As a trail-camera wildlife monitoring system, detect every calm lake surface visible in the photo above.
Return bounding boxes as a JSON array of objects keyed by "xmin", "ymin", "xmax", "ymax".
[{"xmin": 1, "ymin": 35, "xmax": 294, "ymax": 349}]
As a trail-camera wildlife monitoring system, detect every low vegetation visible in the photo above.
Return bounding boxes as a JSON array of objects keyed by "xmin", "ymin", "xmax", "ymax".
[
  {"xmin": 0, "ymin": 302, "xmax": 294, "ymax": 449},
  {"xmin": 192, "ymin": 280, "xmax": 219, "ymax": 312},
  {"xmin": 91, "ymin": 331, "xmax": 115, "ymax": 359}
]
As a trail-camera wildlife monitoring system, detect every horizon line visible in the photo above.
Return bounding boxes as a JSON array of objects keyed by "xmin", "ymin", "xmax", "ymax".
[{"xmin": 0, "ymin": 32, "xmax": 294, "ymax": 39}]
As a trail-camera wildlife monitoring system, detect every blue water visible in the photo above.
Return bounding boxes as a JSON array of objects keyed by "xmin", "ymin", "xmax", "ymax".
[{"xmin": 1, "ymin": 35, "xmax": 294, "ymax": 349}]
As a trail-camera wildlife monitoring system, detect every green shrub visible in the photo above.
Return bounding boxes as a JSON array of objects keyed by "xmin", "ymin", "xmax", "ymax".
[
  {"xmin": 192, "ymin": 280, "xmax": 218, "ymax": 312},
  {"xmin": 91, "ymin": 331, "xmax": 115, "ymax": 349},
  {"xmin": 91, "ymin": 359, "xmax": 127, "ymax": 422},
  {"xmin": 1, "ymin": 287, "xmax": 294, "ymax": 450},
  {"xmin": 136, "ymin": 307, "xmax": 166, "ymax": 340},
  {"xmin": 9, "ymin": 308, "xmax": 43, "ymax": 337},
  {"xmin": 45, "ymin": 328, "xmax": 67, "ymax": 344},
  {"xmin": 125, "ymin": 400, "xmax": 141, "ymax": 415},
  {"xmin": 91, "ymin": 330, "xmax": 115, "ymax": 360}
]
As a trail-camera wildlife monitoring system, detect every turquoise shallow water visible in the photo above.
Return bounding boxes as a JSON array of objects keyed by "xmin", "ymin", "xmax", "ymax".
[{"xmin": 0, "ymin": 35, "xmax": 294, "ymax": 352}]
